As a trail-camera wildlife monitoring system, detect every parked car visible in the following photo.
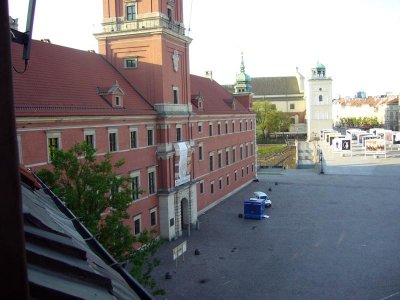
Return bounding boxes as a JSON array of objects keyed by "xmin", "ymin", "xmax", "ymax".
[{"xmin": 253, "ymin": 191, "xmax": 272, "ymax": 207}]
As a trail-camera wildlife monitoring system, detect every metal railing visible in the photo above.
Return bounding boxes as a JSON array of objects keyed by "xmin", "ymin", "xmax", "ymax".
[{"xmin": 100, "ymin": 16, "xmax": 186, "ymax": 36}]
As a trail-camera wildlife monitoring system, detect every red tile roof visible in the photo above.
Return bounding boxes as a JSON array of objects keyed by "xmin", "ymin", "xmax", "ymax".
[
  {"xmin": 336, "ymin": 97, "xmax": 399, "ymax": 107},
  {"xmin": 12, "ymin": 40, "xmax": 156, "ymax": 117},
  {"xmin": 190, "ymin": 75, "xmax": 252, "ymax": 114}
]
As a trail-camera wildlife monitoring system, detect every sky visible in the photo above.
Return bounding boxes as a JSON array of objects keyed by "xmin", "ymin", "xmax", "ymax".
[{"xmin": 9, "ymin": 0, "xmax": 400, "ymax": 98}]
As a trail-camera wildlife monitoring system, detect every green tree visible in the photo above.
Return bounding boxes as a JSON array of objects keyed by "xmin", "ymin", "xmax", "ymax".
[
  {"xmin": 254, "ymin": 101, "xmax": 292, "ymax": 139},
  {"xmin": 36, "ymin": 142, "xmax": 164, "ymax": 295}
]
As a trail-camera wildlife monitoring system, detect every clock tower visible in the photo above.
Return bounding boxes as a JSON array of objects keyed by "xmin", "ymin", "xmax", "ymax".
[{"xmin": 95, "ymin": 0, "xmax": 192, "ymax": 112}]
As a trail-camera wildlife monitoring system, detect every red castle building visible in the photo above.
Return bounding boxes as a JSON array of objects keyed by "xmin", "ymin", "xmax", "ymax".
[{"xmin": 12, "ymin": 0, "xmax": 256, "ymax": 240}]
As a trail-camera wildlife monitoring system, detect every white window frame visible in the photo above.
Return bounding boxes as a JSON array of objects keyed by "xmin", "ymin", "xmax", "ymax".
[
  {"xmin": 173, "ymin": 86, "xmax": 179, "ymax": 104},
  {"xmin": 84, "ymin": 129, "xmax": 96, "ymax": 148},
  {"xmin": 124, "ymin": 57, "xmax": 138, "ymax": 69},
  {"xmin": 125, "ymin": 2, "xmax": 137, "ymax": 21},
  {"xmin": 129, "ymin": 127, "xmax": 139, "ymax": 149},
  {"xmin": 133, "ymin": 214, "xmax": 142, "ymax": 236},
  {"xmin": 108, "ymin": 128, "xmax": 119, "ymax": 152},
  {"xmin": 147, "ymin": 167, "xmax": 157, "ymax": 195},
  {"xmin": 176, "ymin": 124, "xmax": 182, "ymax": 142},
  {"xmin": 150, "ymin": 207, "xmax": 158, "ymax": 227},
  {"xmin": 147, "ymin": 126, "xmax": 154, "ymax": 146},
  {"xmin": 130, "ymin": 170, "xmax": 141, "ymax": 201},
  {"xmin": 209, "ymin": 152, "xmax": 214, "ymax": 171},
  {"xmin": 199, "ymin": 180, "xmax": 204, "ymax": 194},
  {"xmin": 198, "ymin": 142, "xmax": 204, "ymax": 161},
  {"xmin": 218, "ymin": 150, "xmax": 223, "ymax": 168},
  {"xmin": 198, "ymin": 122, "xmax": 203, "ymax": 133},
  {"xmin": 47, "ymin": 131, "xmax": 62, "ymax": 162}
]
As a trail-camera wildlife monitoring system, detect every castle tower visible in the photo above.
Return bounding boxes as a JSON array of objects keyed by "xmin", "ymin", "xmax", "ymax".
[
  {"xmin": 307, "ymin": 62, "xmax": 333, "ymax": 140},
  {"xmin": 95, "ymin": 0, "xmax": 192, "ymax": 112},
  {"xmin": 95, "ymin": 1, "xmax": 196, "ymax": 240}
]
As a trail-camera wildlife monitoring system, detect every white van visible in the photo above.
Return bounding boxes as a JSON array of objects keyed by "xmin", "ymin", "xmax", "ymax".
[{"xmin": 253, "ymin": 191, "xmax": 272, "ymax": 207}]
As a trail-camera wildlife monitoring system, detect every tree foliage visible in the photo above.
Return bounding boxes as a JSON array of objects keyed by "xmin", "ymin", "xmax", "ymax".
[
  {"xmin": 339, "ymin": 116, "xmax": 380, "ymax": 128},
  {"xmin": 36, "ymin": 142, "xmax": 164, "ymax": 295},
  {"xmin": 253, "ymin": 101, "xmax": 291, "ymax": 139}
]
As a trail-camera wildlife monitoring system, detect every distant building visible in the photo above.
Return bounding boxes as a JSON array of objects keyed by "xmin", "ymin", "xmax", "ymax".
[
  {"xmin": 333, "ymin": 96, "xmax": 399, "ymax": 130},
  {"xmin": 12, "ymin": 0, "xmax": 256, "ymax": 241},
  {"xmin": 224, "ymin": 66, "xmax": 306, "ymax": 133}
]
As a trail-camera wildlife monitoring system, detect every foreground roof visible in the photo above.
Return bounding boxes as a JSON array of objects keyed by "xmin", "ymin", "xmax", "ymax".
[
  {"xmin": 12, "ymin": 40, "xmax": 156, "ymax": 118},
  {"xmin": 21, "ymin": 169, "xmax": 153, "ymax": 299}
]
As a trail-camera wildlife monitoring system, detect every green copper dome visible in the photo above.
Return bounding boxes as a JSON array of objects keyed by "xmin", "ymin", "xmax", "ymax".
[{"xmin": 316, "ymin": 62, "xmax": 326, "ymax": 71}]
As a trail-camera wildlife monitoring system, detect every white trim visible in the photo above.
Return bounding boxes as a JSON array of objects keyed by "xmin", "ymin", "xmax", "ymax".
[
  {"xmin": 150, "ymin": 207, "xmax": 158, "ymax": 227},
  {"xmin": 108, "ymin": 128, "xmax": 119, "ymax": 152},
  {"xmin": 129, "ymin": 127, "xmax": 139, "ymax": 149},
  {"xmin": 133, "ymin": 214, "xmax": 142, "ymax": 236},
  {"xmin": 147, "ymin": 167, "xmax": 157, "ymax": 195}
]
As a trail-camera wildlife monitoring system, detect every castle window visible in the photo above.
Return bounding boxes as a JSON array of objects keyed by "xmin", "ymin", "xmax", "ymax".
[
  {"xmin": 125, "ymin": 57, "xmax": 138, "ymax": 69},
  {"xmin": 47, "ymin": 132, "xmax": 61, "ymax": 162},
  {"xmin": 173, "ymin": 86, "xmax": 179, "ymax": 104},
  {"xmin": 319, "ymin": 95, "xmax": 323, "ymax": 102},
  {"xmin": 108, "ymin": 129, "xmax": 118, "ymax": 152},
  {"xmin": 176, "ymin": 126, "xmax": 182, "ymax": 142},
  {"xmin": 133, "ymin": 214, "xmax": 141, "ymax": 236},
  {"xmin": 115, "ymin": 96, "xmax": 121, "ymax": 106},
  {"xmin": 126, "ymin": 4, "xmax": 137, "ymax": 21},
  {"xmin": 84, "ymin": 129, "xmax": 96, "ymax": 148}
]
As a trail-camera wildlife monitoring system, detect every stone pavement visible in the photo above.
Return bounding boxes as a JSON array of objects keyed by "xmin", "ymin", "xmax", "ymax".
[{"xmin": 152, "ymin": 154, "xmax": 400, "ymax": 300}]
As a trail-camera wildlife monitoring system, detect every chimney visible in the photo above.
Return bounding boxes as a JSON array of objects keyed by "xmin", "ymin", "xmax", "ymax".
[{"xmin": 205, "ymin": 71, "xmax": 213, "ymax": 81}]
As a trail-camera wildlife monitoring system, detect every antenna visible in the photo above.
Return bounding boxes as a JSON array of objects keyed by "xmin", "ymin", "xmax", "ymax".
[
  {"xmin": 10, "ymin": 0, "xmax": 36, "ymax": 73},
  {"xmin": 23, "ymin": 0, "xmax": 36, "ymax": 61}
]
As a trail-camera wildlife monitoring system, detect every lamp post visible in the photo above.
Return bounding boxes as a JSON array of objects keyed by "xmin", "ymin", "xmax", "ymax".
[{"xmin": 319, "ymin": 147, "xmax": 324, "ymax": 174}]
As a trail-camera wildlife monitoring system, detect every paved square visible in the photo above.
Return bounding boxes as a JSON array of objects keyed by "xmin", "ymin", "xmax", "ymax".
[{"xmin": 153, "ymin": 160, "xmax": 400, "ymax": 300}]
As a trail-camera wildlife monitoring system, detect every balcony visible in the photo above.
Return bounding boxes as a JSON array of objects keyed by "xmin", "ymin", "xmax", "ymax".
[{"xmin": 99, "ymin": 16, "xmax": 187, "ymax": 36}]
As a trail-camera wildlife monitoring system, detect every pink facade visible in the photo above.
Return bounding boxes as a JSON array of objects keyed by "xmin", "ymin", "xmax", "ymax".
[{"xmin": 12, "ymin": 0, "xmax": 256, "ymax": 240}]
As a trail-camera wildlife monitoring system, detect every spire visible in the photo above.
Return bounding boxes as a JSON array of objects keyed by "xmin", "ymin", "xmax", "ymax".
[
  {"xmin": 234, "ymin": 52, "xmax": 252, "ymax": 94},
  {"xmin": 240, "ymin": 51, "xmax": 246, "ymax": 73}
]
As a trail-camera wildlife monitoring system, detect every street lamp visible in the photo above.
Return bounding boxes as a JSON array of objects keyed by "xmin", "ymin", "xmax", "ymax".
[{"xmin": 319, "ymin": 148, "xmax": 324, "ymax": 174}]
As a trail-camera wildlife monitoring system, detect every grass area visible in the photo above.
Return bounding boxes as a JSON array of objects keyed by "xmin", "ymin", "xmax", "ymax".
[{"xmin": 257, "ymin": 144, "xmax": 288, "ymax": 155}]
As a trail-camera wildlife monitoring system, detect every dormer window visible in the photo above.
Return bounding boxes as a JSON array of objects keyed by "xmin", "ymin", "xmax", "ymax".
[
  {"xmin": 124, "ymin": 57, "xmax": 138, "ymax": 69},
  {"xmin": 97, "ymin": 81, "xmax": 125, "ymax": 108},
  {"xmin": 115, "ymin": 96, "xmax": 121, "ymax": 107}
]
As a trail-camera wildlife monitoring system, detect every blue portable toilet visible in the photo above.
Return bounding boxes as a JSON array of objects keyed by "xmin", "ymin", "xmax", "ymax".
[{"xmin": 244, "ymin": 198, "xmax": 265, "ymax": 220}]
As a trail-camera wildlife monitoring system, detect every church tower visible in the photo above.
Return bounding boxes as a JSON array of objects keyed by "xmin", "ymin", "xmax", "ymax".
[
  {"xmin": 307, "ymin": 62, "xmax": 333, "ymax": 140},
  {"xmin": 95, "ymin": 0, "xmax": 192, "ymax": 111},
  {"xmin": 234, "ymin": 52, "xmax": 252, "ymax": 94},
  {"xmin": 233, "ymin": 53, "xmax": 253, "ymax": 110}
]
